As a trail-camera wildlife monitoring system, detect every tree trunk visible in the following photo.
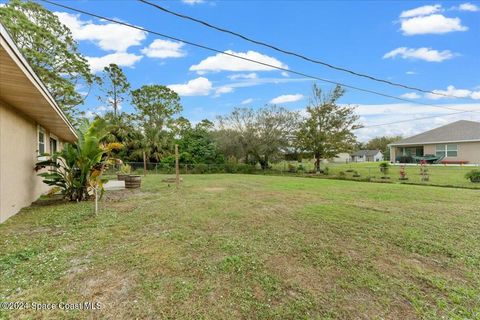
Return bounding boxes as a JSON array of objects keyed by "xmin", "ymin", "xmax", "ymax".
[
  {"xmin": 143, "ymin": 150, "xmax": 147, "ymax": 176},
  {"xmin": 259, "ymin": 155, "xmax": 269, "ymax": 170},
  {"xmin": 315, "ymin": 153, "xmax": 321, "ymax": 173}
]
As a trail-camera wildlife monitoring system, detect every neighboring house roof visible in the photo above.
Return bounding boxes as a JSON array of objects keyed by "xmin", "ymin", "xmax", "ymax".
[
  {"xmin": 352, "ymin": 150, "xmax": 381, "ymax": 157},
  {"xmin": 0, "ymin": 23, "xmax": 76, "ymax": 142},
  {"xmin": 390, "ymin": 120, "xmax": 480, "ymax": 147}
]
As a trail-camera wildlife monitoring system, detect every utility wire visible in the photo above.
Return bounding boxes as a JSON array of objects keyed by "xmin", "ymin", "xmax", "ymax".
[
  {"xmin": 38, "ymin": 0, "xmax": 480, "ymax": 128},
  {"xmin": 138, "ymin": 0, "xmax": 472, "ymax": 101},
  {"xmin": 358, "ymin": 110, "xmax": 472, "ymax": 129}
]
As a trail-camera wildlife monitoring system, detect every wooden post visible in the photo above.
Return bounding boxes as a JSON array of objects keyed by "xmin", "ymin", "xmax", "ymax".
[
  {"xmin": 94, "ymin": 187, "xmax": 98, "ymax": 215},
  {"xmin": 143, "ymin": 150, "xmax": 147, "ymax": 176},
  {"xmin": 175, "ymin": 144, "xmax": 180, "ymax": 189}
]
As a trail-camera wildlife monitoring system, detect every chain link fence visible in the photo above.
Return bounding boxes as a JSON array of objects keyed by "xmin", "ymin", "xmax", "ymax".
[{"xmin": 104, "ymin": 161, "xmax": 480, "ymax": 189}]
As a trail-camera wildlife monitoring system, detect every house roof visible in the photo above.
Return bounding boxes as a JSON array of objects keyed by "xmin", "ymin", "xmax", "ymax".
[
  {"xmin": 0, "ymin": 23, "xmax": 77, "ymax": 142},
  {"xmin": 352, "ymin": 150, "xmax": 381, "ymax": 157},
  {"xmin": 389, "ymin": 120, "xmax": 480, "ymax": 146}
]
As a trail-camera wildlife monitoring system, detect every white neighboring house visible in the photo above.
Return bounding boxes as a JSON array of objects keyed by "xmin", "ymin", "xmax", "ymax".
[
  {"xmin": 351, "ymin": 150, "xmax": 384, "ymax": 162},
  {"xmin": 321, "ymin": 153, "xmax": 351, "ymax": 164},
  {"xmin": 331, "ymin": 152, "xmax": 351, "ymax": 163}
]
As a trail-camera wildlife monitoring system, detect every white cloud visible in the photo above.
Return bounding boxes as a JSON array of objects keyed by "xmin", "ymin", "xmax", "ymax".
[
  {"xmin": 214, "ymin": 86, "xmax": 234, "ymax": 97},
  {"xmin": 425, "ymin": 85, "xmax": 480, "ymax": 100},
  {"xmin": 87, "ymin": 52, "xmax": 143, "ymax": 73},
  {"xmin": 383, "ymin": 47, "xmax": 455, "ymax": 62},
  {"xmin": 222, "ymin": 77, "xmax": 310, "ymax": 90},
  {"xmin": 270, "ymin": 94, "xmax": 304, "ymax": 104},
  {"xmin": 55, "ymin": 12, "xmax": 146, "ymax": 52},
  {"xmin": 457, "ymin": 3, "xmax": 479, "ymax": 12},
  {"xmin": 190, "ymin": 50, "xmax": 288, "ymax": 74},
  {"xmin": 227, "ymin": 73, "xmax": 258, "ymax": 80},
  {"xmin": 168, "ymin": 77, "xmax": 213, "ymax": 96},
  {"xmin": 400, "ymin": 92, "xmax": 421, "ymax": 99},
  {"xmin": 406, "ymin": 71, "xmax": 417, "ymax": 75},
  {"xmin": 241, "ymin": 98, "xmax": 254, "ymax": 105},
  {"xmin": 141, "ymin": 39, "xmax": 186, "ymax": 58},
  {"xmin": 400, "ymin": 14, "xmax": 468, "ymax": 35},
  {"xmin": 400, "ymin": 4, "xmax": 442, "ymax": 18},
  {"xmin": 182, "ymin": 0, "xmax": 204, "ymax": 4}
]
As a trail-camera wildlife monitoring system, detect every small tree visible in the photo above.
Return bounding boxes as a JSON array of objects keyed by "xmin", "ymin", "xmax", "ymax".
[
  {"xmin": 131, "ymin": 85, "xmax": 182, "ymax": 164},
  {"xmin": 217, "ymin": 106, "xmax": 298, "ymax": 169},
  {"xmin": 35, "ymin": 119, "xmax": 121, "ymax": 201},
  {"xmin": 98, "ymin": 64, "xmax": 131, "ymax": 119},
  {"xmin": 296, "ymin": 84, "xmax": 362, "ymax": 172},
  {"xmin": 132, "ymin": 85, "xmax": 182, "ymax": 130}
]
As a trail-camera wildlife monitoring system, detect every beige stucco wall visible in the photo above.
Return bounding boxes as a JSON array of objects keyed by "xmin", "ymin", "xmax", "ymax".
[
  {"xmin": 424, "ymin": 142, "xmax": 480, "ymax": 163},
  {"xmin": 0, "ymin": 100, "xmax": 59, "ymax": 223},
  {"xmin": 390, "ymin": 142, "xmax": 480, "ymax": 164}
]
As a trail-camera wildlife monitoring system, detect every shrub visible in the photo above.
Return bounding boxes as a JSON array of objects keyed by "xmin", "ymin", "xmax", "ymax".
[
  {"xmin": 352, "ymin": 170, "xmax": 360, "ymax": 178},
  {"xmin": 237, "ymin": 164, "xmax": 255, "ymax": 174},
  {"xmin": 35, "ymin": 119, "xmax": 120, "ymax": 201},
  {"xmin": 338, "ymin": 171, "xmax": 346, "ymax": 179},
  {"xmin": 119, "ymin": 163, "xmax": 131, "ymax": 174},
  {"xmin": 288, "ymin": 163, "xmax": 297, "ymax": 173},
  {"xmin": 323, "ymin": 167, "xmax": 330, "ymax": 175},
  {"xmin": 224, "ymin": 163, "xmax": 238, "ymax": 174},
  {"xmin": 465, "ymin": 170, "xmax": 480, "ymax": 183},
  {"xmin": 193, "ymin": 164, "xmax": 209, "ymax": 174},
  {"xmin": 379, "ymin": 162, "xmax": 390, "ymax": 175},
  {"xmin": 297, "ymin": 164, "xmax": 305, "ymax": 172}
]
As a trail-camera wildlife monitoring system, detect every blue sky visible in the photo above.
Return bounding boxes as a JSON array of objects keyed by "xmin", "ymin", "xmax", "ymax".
[{"xmin": 22, "ymin": 1, "xmax": 480, "ymax": 140}]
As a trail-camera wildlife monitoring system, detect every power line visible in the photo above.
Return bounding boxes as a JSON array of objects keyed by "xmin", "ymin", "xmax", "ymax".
[
  {"xmin": 358, "ymin": 110, "xmax": 472, "ymax": 129},
  {"xmin": 138, "ymin": 0, "xmax": 472, "ymax": 101},
  {"xmin": 38, "ymin": 0, "xmax": 480, "ymax": 128}
]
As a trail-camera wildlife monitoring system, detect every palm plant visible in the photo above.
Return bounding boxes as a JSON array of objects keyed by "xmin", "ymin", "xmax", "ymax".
[{"xmin": 35, "ymin": 118, "xmax": 121, "ymax": 201}]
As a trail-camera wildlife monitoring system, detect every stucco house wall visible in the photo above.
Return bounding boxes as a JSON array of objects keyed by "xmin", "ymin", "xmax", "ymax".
[
  {"xmin": 1, "ymin": 23, "xmax": 75, "ymax": 223},
  {"xmin": 390, "ymin": 142, "xmax": 480, "ymax": 164},
  {"xmin": 0, "ymin": 100, "xmax": 63, "ymax": 222}
]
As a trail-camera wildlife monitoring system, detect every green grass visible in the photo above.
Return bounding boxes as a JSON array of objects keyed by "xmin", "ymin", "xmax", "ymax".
[
  {"xmin": 1, "ymin": 174, "xmax": 479, "ymax": 319},
  {"xmin": 273, "ymin": 160, "xmax": 480, "ymax": 189}
]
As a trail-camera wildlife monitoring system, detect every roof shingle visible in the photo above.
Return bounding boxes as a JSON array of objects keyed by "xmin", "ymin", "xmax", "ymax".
[{"xmin": 390, "ymin": 120, "xmax": 480, "ymax": 146}]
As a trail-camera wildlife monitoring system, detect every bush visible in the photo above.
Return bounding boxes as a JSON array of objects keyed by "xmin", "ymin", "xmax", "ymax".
[
  {"xmin": 323, "ymin": 167, "xmax": 329, "ymax": 175},
  {"xmin": 379, "ymin": 162, "xmax": 390, "ymax": 174},
  {"xmin": 118, "ymin": 163, "xmax": 131, "ymax": 174},
  {"xmin": 465, "ymin": 170, "xmax": 480, "ymax": 183},
  {"xmin": 224, "ymin": 163, "xmax": 238, "ymax": 174},
  {"xmin": 237, "ymin": 164, "xmax": 255, "ymax": 174},
  {"xmin": 193, "ymin": 164, "xmax": 209, "ymax": 174},
  {"xmin": 288, "ymin": 163, "xmax": 297, "ymax": 173}
]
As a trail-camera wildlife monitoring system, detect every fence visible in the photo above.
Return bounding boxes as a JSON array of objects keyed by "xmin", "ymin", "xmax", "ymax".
[{"xmin": 105, "ymin": 161, "xmax": 480, "ymax": 189}]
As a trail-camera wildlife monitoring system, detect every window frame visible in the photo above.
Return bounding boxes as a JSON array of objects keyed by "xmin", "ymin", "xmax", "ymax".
[
  {"xmin": 49, "ymin": 135, "xmax": 58, "ymax": 154},
  {"xmin": 436, "ymin": 144, "xmax": 458, "ymax": 158},
  {"xmin": 38, "ymin": 126, "xmax": 46, "ymax": 155}
]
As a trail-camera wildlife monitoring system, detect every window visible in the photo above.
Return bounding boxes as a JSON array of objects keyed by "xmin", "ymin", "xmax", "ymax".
[
  {"xmin": 436, "ymin": 144, "xmax": 458, "ymax": 157},
  {"xmin": 38, "ymin": 127, "xmax": 45, "ymax": 155},
  {"xmin": 50, "ymin": 137, "xmax": 57, "ymax": 154},
  {"xmin": 447, "ymin": 144, "xmax": 458, "ymax": 157}
]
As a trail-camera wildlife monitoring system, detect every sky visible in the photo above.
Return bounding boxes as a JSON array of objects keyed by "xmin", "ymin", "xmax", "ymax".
[{"xmin": 10, "ymin": 0, "xmax": 480, "ymax": 141}]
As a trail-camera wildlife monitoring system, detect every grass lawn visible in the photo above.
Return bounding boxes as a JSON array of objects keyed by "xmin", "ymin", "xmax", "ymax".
[
  {"xmin": 1, "ymin": 174, "xmax": 479, "ymax": 319},
  {"xmin": 274, "ymin": 160, "xmax": 480, "ymax": 189}
]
